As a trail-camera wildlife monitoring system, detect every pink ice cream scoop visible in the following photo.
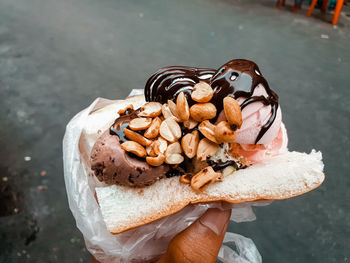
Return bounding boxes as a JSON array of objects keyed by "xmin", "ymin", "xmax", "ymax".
[
  {"xmin": 215, "ymin": 82, "xmax": 287, "ymax": 164},
  {"xmin": 216, "ymin": 84, "xmax": 283, "ymax": 146},
  {"xmin": 233, "ymin": 123, "xmax": 288, "ymax": 163},
  {"xmin": 235, "ymin": 84, "xmax": 282, "ymax": 146}
]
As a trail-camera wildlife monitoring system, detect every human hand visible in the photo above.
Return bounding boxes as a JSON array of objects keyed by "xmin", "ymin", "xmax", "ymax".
[
  {"xmin": 92, "ymin": 208, "xmax": 231, "ymax": 263},
  {"xmin": 157, "ymin": 208, "xmax": 231, "ymax": 263}
]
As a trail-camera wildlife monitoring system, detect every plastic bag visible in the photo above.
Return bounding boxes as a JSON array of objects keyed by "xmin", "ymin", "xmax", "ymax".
[{"xmin": 63, "ymin": 90, "xmax": 265, "ymax": 263}]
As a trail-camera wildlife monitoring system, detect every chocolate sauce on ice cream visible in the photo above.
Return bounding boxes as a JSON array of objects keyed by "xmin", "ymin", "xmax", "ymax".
[
  {"xmin": 145, "ymin": 59, "xmax": 279, "ymax": 144},
  {"xmin": 207, "ymin": 159, "xmax": 239, "ymax": 171},
  {"xmin": 110, "ymin": 109, "xmax": 139, "ymax": 143},
  {"xmin": 145, "ymin": 66, "xmax": 216, "ymax": 105}
]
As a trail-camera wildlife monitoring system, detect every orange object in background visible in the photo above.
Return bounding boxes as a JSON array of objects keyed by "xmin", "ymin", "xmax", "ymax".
[
  {"xmin": 307, "ymin": 0, "xmax": 345, "ymax": 25},
  {"xmin": 277, "ymin": 0, "xmax": 344, "ymax": 25}
]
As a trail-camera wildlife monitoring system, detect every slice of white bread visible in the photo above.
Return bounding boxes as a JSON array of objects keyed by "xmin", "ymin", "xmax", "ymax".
[
  {"xmin": 96, "ymin": 150, "xmax": 324, "ymax": 234},
  {"xmin": 79, "ymin": 95, "xmax": 325, "ymax": 235}
]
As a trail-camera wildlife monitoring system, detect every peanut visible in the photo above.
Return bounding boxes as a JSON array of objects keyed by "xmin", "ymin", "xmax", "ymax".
[
  {"xmin": 214, "ymin": 121, "xmax": 237, "ymax": 143},
  {"xmin": 190, "ymin": 103, "xmax": 217, "ymax": 122},
  {"xmin": 144, "ymin": 117, "xmax": 161, "ymax": 139},
  {"xmin": 121, "ymin": 141, "xmax": 146, "ymax": 158},
  {"xmin": 153, "ymin": 137, "xmax": 168, "ymax": 155},
  {"xmin": 123, "ymin": 128, "xmax": 152, "ymax": 146},
  {"xmin": 118, "ymin": 104, "xmax": 133, "ymax": 115},
  {"xmin": 161, "ymin": 103, "xmax": 181, "ymax": 121},
  {"xmin": 168, "ymin": 100, "xmax": 181, "ymax": 119},
  {"xmin": 129, "ymin": 118, "xmax": 152, "ymax": 131},
  {"xmin": 165, "ymin": 154, "xmax": 184, "ymax": 165},
  {"xmin": 159, "ymin": 117, "xmax": 181, "ymax": 143},
  {"xmin": 191, "ymin": 82, "xmax": 213, "ymax": 103},
  {"xmin": 139, "ymin": 102, "xmax": 162, "ymax": 117},
  {"xmin": 166, "ymin": 141, "xmax": 182, "ymax": 154},
  {"xmin": 183, "ymin": 118, "xmax": 198, "ymax": 129},
  {"xmin": 181, "ymin": 130, "xmax": 199, "ymax": 159},
  {"xmin": 223, "ymin": 97, "xmax": 242, "ymax": 129},
  {"xmin": 176, "ymin": 92, "xmax": 190, "ymax": 121},
  {"xmin": 146, "ymin": 143, "xmax": 157, "ymax": 157},
  {"xmin": 165, "ymin": 142, "xmax": 184, "ymax": 164},
  {"xmin": 198, "ymin": 120, "xmax": 218, "ymax": 143},
  {"xmin": 146, "ymin": 154, "xmax": 165, "ymax": 166},
  {"xmin": 179, "ymin": 174, "xmax": 192, "ymax": 184},
  {"xmin": 190, "ymin": 166, "xmax": 222, "ymax": 193},
  {"xmin": 196, "ymin": 138, "xmax": 219, "ymax": 161}
]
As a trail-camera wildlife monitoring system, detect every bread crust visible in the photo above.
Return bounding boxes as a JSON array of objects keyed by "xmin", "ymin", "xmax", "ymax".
[{"xmin": 102, "ymin": 172, "xmax": 325, "ymax": 234}]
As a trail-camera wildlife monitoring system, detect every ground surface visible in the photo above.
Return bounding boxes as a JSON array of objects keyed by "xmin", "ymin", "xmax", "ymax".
[{"xmin": 0, "ymin": 0, "xmax": 349, "ymax": 262}]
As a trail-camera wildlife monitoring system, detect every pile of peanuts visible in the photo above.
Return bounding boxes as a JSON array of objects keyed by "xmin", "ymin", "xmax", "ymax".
[{"xmin": 118, "ymin": 82, "xmax": 243, "ymax": 192}]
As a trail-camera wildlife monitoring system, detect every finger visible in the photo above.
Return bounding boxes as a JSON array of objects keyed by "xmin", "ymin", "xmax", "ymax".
[{"xmin": 157, "ymin": 208, "xmax": 231, "ymax": 263}]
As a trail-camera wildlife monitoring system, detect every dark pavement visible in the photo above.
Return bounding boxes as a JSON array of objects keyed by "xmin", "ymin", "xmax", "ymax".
[{"xmin": 0, "ymin": 0, "xmax": 349, "ymax": 262}]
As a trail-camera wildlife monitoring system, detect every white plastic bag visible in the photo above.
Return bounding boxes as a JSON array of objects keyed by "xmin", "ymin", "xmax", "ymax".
[{"xmin": 63, "ymin": 90, "xmax": 264, "ymax": 263}]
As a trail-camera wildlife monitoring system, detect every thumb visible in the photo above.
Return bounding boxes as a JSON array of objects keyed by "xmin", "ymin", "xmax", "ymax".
[{"xmin": 157, "ymin": 208, "xmax": 231, "ymax": 263}]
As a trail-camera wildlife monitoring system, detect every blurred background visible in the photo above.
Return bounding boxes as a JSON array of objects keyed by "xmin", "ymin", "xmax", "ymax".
[{"xmin": 0, "ymin": 0, "xmax": 349, "ymax": 262}]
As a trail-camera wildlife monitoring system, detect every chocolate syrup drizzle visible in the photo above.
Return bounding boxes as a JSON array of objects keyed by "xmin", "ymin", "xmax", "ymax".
[
  {"xmin": 207, "ymin": 159, "xmax": 239, "ymax": 171},
  {"xmin": 110, "ymin": 109, "xmax": 139, "ymax": 143},
  {"xmin": 144, "ymin": 66, "xmax": 216, "ymax": 105},
  {"xmin": 145, "ymin": 59, "xmax": 279, "ymax": 144}
]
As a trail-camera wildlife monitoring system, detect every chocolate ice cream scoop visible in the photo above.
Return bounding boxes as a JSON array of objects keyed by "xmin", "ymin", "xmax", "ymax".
[
  {"xmin": 90, "ymin": 110, "xmax": 169, "ymax": 187},
  {"xmin": 91, "ymin": 130, "xmax": 169, "ymax": 187}
]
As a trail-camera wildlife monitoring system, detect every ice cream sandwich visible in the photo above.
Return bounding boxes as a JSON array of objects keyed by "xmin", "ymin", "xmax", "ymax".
[{"xmin": 83, "ymin": 59, "xmax": 325, "ymax": 234}]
